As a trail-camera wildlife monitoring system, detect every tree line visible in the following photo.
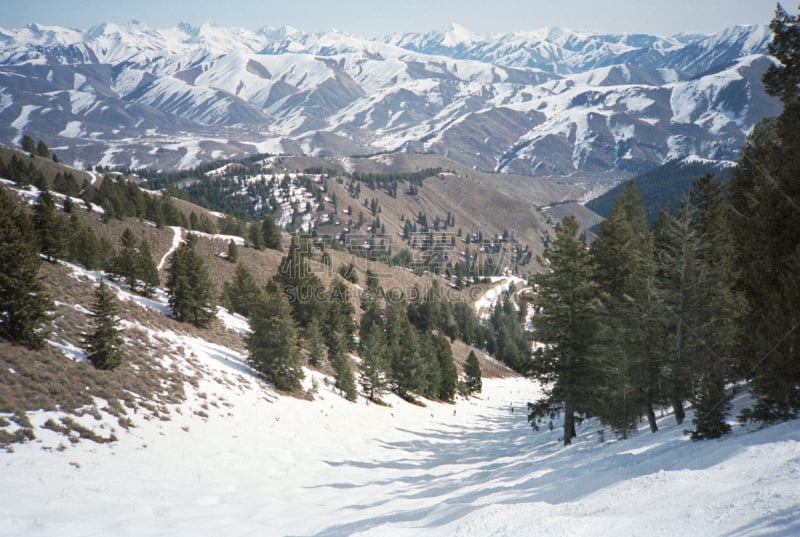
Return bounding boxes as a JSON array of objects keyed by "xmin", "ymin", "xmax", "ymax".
[{"xmin": 528, "ymin": 5, "xmax": 800, "ymax": 444}]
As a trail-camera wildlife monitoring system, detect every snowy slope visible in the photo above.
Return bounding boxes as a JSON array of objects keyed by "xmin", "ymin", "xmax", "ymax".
[
  {"xmin": 0, "ymin": 21, "xmax": 782, "ymax": 175},
  {"xmin": 1, "ymin": 262, "xmax": 798, "ymax": 536}
]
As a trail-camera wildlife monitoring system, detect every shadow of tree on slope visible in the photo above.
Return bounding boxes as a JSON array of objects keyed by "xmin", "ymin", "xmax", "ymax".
[{"xmin": 302, "ymin": 398, "xmax": 800, "ymax": 537}]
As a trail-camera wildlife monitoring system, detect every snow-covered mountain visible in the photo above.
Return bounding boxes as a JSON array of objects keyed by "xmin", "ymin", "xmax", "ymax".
[{"xmin": 0, "ymin": 21, "xmax": 781, "ymax": 174}]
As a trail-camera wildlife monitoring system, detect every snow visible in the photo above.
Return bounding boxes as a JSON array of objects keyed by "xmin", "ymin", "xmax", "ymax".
[
  {"xmin": 10, "ymin": 104, "xmax": 40, "ymax": 133},
  {"xmin": 1, "ymin": 255, "xmax": 799, "ymax": 536},
  {"xmin": 58, "ymin": 120, "xmax": 82, "ymax": 137},
  {"xmin": 2, "ymin": 363, "xmax": 798, "ymax": 537},
  {"xmin": 157, "ymin": 226, "xmax": 183, "ymax": 271},
  {"xmin": 473, "ymin": 276, "xmax": 525, "ymax": 319}
]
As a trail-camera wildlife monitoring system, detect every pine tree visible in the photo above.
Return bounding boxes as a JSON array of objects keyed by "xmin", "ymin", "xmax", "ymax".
[
  {"xmin": 729, "ymin": 5, "xmax": 800, "ymax": 422},
  {"xmin": 304, "ymin": 316, "xmax": 327, "ymax": 368},
  {"xmin": 222, "ymin": 263, "xmax": 263, "ymax": 318},
  {"xmin": 333, "ymin": 350, "xmax": 358, "ymax": 401},
  {"xmin": 248, "ymin": 222, "xmax": 264, "ymax": 250},
  {"xmin": 324, "ymin": 277, "xmax": 356, "ymax": 353},
  {"xmin": 68, "ymin": 218, "xmax": 107, "ymax": 270},
  {"xmin": 432, "ymin": 333, "xmax": 457, "ymax": 401},
  {"xmin": 83, "ymin": 281, "xmax": 124, "ymax": 370},
  {"xmin": 21, "ymin": 134, "xmax": 35, "ymax": 155},
  {"xmin": 464, "ymin": 350, "xmax": 482, "ymax": 395},
  {"xmin": 112, "ymin": 228, "xmax": 139, "ymax": 289},
  {"xmin": 359, "ymin": 322, "xmax": 389, "ymax": 401},
  {"xmin": 247, "ymin": 288, "xmax": 304, "ymax": 391},
  {"xmin": 762, "ymin": 4, "xmax": 800, "ymax": 107},
  {"xmin": 0, "ymin": 187, "xmax": 52, "ymax": 349},
  {"xmin": 590, "ymin": 181, "xmax": 662, "ymax": 436},
  {"xmin": 261, "ymin": 215, "xmax": 283, "ymax": 251},
  {"xmin": 418, "ymin": 331, "xmax": 442, "ymax": 398},
  {"xmin": 272, "ymin": 236, "xmax": 326, "ymax": 329},
  {"xmin": 32, "ymin": 190, "xmax": 67, "ymax": 262},
  {"xmin": 135, "ymin": 238, "xmax": 159, "ymax": 298},
  {"xmin": 653, "ymin": 205, "xmax": 703, "ymax": 426},
  {"xmin": 385, "ymin": 300, "xmax": 424, "ymax": 399},
  {"xmin": 227, "ymin": 239, "xmax": 239, "ymax": 263},
  {"xmin": 686, "ymin": 174, "xmax": 741, "ymax": 439},
  {"xmin": 166, "ymin": 234, "xmax": 216, "ymax": 327},
  {"xmin": 36, "ymin": 140, "xmax": 50, "ymax": 159},
  {"xmin": 530, "ymin": 216, "xmax": 601, "ymax": 446}
]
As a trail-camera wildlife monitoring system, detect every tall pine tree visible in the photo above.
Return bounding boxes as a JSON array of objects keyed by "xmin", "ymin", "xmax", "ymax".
[
  {"xmin": 247, "ymin": 287, "xmax": 304, "ymax": 391},
  {"xmin": 83, "ymin": 281, "xmax": 124, "ymax": 370},
  {"xmin": 0, "ymin": 186, "xmax": 52, "ymax": 349},
  {"xmin": 464, "ymin": 350, "xmax": 482, "ymax": 395},
  {"xmin": 166, "ymin": 234, "xmax": 216, "ymax": 327},
  {"xmin": 591, "ymin": 181, "xmax": 662, "ymax": 436},
  {"xmin": 530, "ymin": 216, "xmax": 601, "ymax": 446},
  {"xmin": 261, "ymin": 215, "xmax": 283, "ymax": 251},
  {"xmin": 730, "ymin": 4, "xmax": 800, "ymax": 421},
  {"xmin": 32, "ymin": 190, "xmax": 67, "ymax": 262},
  {"xmin": 359, "ymin": 322, "xmax": 389, "ymax": 401}
]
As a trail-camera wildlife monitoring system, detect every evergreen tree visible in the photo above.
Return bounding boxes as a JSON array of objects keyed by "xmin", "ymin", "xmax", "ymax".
[
  {"xmin": 67, "ymin": 218, "xmax": 109, "ymax": 270},
  {"xmin": 227, "ymin": 239, "xmax": 239, "ymax": 263},
  {"xmin": 32, "ymin": 190, "xmax": 67, "ymax": 262},
  {"xmin": 261, "ymin": 215, "xmax": 283, "ymax": 251},
  {"xmin": 762, "ymin": 4, "xmax": 800, "ymax": 107},
  {"xmin": 53, "ymin": 172, "xmax": 80, "ymax": 197},
  {"xmin": 247, "ymin": 288, "xmax": 304, "ymax": 391},
  {"xmin": 135, "ymin": 238, "xmax": 160, "ymax": 298},
  {"xmin": 272, "ymin": 236, "xmax": 327, "ymax": 329},
  {"xmin": 324, "ymin": 277, "xmax": 356, "ymax": 352},
  {"xmin": 36, "ymin": 140, "xmax": 50, "ymax": 159},
  {"xmin": 21, "ymin": 134, "xmax": 35, "ymax": 154},
  {"xmin": 166, "ymin": 234, "xmax": 215, "ymax": 327},
  {"xmin": 112, "ymin": 228, "xmax": 139, "ymax": 289},
  {"xmin": 248, "ymin": 221, "xmax": 264, "ymax": 250},
  {"xmin": 83, "ymin": 281, "xmax": 124, "ymax": 370},
  {"xmin": 304, "ymin": 316, "xmax": 327, "ymax": 368},
  {"xmin": 686, "ymin": 174, "xmax": 741, "ymax": 439},
  {"xmin": 590, "ymin": 181, "xmax": 662, "ymax": 436},
  {"xmin": 359, "ymin": 322, "xmax": 389, "ymax": 401},
  {"xmin": 730, "ymin": 5, "xmax": 800, "ymax": 422},
  {"xmin": 653, "ymin": 206, "xmax": 702, "ymax": 426},
  {"xmin": 432, "ymin": 333, "xmax": 457, "ymax": 401},
  {"xmin": 385, "ymin": 300, "xmax": 424, "ymax": 399},
  {"xmin": 0, "ymin": 187, "xmax": 52, "ymax": 349},
  {"xmin": 418, "ymin": 331, "xmax": 443, "ymax": 398},
  {"xmin": 530, "ymin": 216, "xmax": 601, "ymax": 446},
  {"xmin": 333, "ymin": 351, "xmax": 358, "ymax": 401},
  {"xmin": 222, "ymin": 263, "xmax": 263, "ymax": 318},
  {"xmin": 464, "ymin": 350, "xmax": 482, "ymax": 395}
]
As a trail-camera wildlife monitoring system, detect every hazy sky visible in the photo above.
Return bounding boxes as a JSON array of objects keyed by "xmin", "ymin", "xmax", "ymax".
[{"xmin": 3, "ymin": 0, "xmax": 795, "ymax": 37}]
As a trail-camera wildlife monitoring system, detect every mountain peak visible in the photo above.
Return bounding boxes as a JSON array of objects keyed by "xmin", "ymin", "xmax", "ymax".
[{"xmin": 440, "ymin": 23, "xmax": 481, "ymax": 47}]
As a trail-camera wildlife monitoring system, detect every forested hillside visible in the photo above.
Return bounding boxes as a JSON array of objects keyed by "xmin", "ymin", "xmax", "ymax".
[{"xmin": 527, "ymin": 5, "xmax": 800, "ymax": 445}]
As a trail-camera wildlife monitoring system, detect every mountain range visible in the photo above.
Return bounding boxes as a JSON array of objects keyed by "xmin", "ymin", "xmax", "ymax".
[{"xmin": 0, "ymin": 20, "xmax": 781, "ymax": 177}]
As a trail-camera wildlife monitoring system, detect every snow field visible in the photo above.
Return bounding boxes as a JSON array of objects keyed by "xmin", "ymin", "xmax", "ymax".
[{"xmin": 1, "ymin": 228, "xmax": 798, "ymax": 536}]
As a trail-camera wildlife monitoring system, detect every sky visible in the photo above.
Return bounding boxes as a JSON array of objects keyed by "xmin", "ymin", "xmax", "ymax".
[{"xmin": 2, "ymin": 0, "xmax": 795, "ymax": 37}]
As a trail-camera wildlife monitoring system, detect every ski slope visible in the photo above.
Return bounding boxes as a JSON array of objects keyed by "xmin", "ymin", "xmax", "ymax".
[
  {"xmin": 1, "ymin": 371, "xmax": 798, "ymax": 536},
  {"xmin": 1, "ymin": 262, "xmax": 798, "ymax": 536}
]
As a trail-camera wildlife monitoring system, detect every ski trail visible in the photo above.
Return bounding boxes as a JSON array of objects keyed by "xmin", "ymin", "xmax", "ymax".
[
  {"xmin": 157, "ymin": 226, "xmax": 183, "ymax": 270},
  {"xmin": 473, "ymin": 276, "xmax": 524, "ymax": 319}
]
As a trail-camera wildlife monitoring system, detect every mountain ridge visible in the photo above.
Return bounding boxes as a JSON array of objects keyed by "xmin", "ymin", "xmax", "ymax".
[{"xmin": 0, "ymin": 21, "xmax": 781, "ymax": 178}]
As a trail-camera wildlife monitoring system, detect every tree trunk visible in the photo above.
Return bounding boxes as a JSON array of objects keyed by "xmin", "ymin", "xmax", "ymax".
[
  {"xmin": 563, "ymin": 396, "xmax": 576, "ymax": 446},
  {"xmin": 646, "ymin": 401, "xmax": 658, "ymax": 433},
  {"xmin": 672, "ymin": 396, "xmax": 685, "ymax": 425}
]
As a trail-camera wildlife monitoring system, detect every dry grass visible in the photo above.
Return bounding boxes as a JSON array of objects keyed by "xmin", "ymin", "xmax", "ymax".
[{"xmin": 1, "ymin": 261, "xmax": 199, "ymax": 430}]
